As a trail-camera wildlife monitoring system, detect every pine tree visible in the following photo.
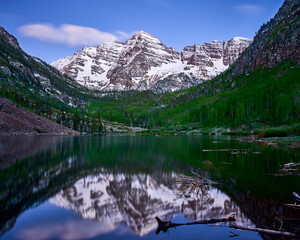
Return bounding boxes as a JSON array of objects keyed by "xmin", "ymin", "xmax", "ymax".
[{"xmin": 72, "ymin": 111, "xmax": 80, "ymax": 130}]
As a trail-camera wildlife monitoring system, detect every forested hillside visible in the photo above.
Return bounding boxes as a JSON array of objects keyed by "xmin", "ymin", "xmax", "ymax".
[
  {"xmin": 0, "ymin": 0, "xmax": 299, "ymax": 135},
  {"xmin": 88, "ymin": 62, "xmax": 299, "ymax": 132},
  {"xmin": 0, "ymin": 27, "xmax": 106, "ymax": 133},
  {"xmin": 87, "ymin": 0, "xmax": 300, "ymax": 134}
]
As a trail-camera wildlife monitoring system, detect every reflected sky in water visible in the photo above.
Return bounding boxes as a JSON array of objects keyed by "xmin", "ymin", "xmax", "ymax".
[{"xmin": 0, "ymin": 135, "xmax": 299, "ymax": 240}]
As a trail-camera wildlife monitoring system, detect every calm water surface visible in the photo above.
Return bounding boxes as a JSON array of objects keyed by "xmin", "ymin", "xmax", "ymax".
[{"xmin": 0, "ymin": 135, "xmax": 299, "ymax": 240}]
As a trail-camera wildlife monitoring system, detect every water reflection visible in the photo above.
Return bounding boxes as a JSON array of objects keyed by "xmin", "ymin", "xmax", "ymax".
[
  {"xmin": 0, "ymin": 135, "xmax": 299, "ymax": 239},
  {"xmin": 0, "ymin": 136, "xmax": 68, "ymax": 169},
  {"xmin": 50, "ymin": 170, "xmax": 253, "ymax": 236}
]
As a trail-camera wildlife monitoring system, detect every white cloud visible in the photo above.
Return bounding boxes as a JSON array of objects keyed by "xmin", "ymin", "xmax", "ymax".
[
  {"xmin": 19, "ymin": 23, "xmax": 134, "ymax": 47},
  {"xmin": 235, "ymin": 4, "xmax": 263, "ymax": 15},
  {"xmin": 115, "ymin": 30, "xmax": 137, "ymax": 41}
]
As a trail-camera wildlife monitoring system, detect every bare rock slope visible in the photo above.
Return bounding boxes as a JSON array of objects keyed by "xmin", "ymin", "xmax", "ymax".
[{"xmin": 0, "ymin": 98, "xmax": 76, "ymax": 135}]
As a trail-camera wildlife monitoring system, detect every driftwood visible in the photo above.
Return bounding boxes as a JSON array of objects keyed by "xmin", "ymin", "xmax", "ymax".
[
  {"xmin": 280, "ymin": 193, "xmax": 300, "ymax": 210},
  {"xmin": 282, "ymin": 203, "xmax": 300, "ymax": 209},
  {"xmin": 155, "ymin": 214, "xmax": 236, "ymax": 234},
  {"xmin": 175, "ymin": 171, "xmax": 213, "ymax": 200},
  {"xmin": 268, "ymin": 173, "xmax": 294, "ymax": 176},
  {"xmin": 284, "ymin": 162, "xmax": 300, "ymax": 168},
  {"xmin": 221, "ymin": 162, "xmax": 232, "ymax": 165},
  {"xmin": 280, "ymin": 162, "xmax": 300, "ymax": 174},
  {"xmin": 270, "ymin": 162, "xmax": 300, "ymax": 176},
  {"xmin": 230, "ymin": 224, "xmax": 298, "ymax": 238},
  {"xmin": 202, "ymin": 149, "xmax": 250, "ymax": 152},
  {"xmin": 293, "ymin": 192, "xmax": 300, "ymax": 202}
]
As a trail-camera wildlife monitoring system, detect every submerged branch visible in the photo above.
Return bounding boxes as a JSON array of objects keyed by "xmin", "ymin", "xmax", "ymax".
[
  {"xmin": 175, "ymin": 170, "xmax": 213, "ymax": 200},
  {"xmin": 202, "ymin": 149, "xmax": 250, "ymax": 152},
  {"xmin": 155, "ymin": 214, "xmax": 236, "ymax": 234}
]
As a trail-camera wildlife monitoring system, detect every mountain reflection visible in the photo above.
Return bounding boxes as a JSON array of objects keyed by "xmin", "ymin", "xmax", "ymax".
[
  {"xmin": 50, "ymin": 170, "xmax": 253, "ymax": 236},
  {"xmin": 1, "ymin": 135, "xmax": 299, "ymax": 239}
]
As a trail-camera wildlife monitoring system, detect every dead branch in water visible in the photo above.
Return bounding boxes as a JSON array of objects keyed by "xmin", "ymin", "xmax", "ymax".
[
  {"xmin": 293, "ymin": 192, "xmax": 300, "ymax": 202},
  {"xmin": 155, "ymin": 214, "xmax": 236, "ymax": 234},
  {"xmin": 270, "ymin": 162, "xmax": 300, "ymax": 177},
  {"xmin": 175, "ymin": 170, "xmax": 217, "ymax": 200},
  {"xmin": 229, "ymin": 231, "xmax": 240, "ymax": 237},
  {"xmin": 280, "ymin": 162, "xmax": 300, "ymax": 175},
  {"xmin": 282, "ymin": 203, "xmax": 300, "ymax": 210},
  {"xmin": 229, "ymin": 224, "xmax": 298, "ymax": 238},
  {"xmin": 202, "ymin": 149, "xmax": 250, "ymax": 152}
]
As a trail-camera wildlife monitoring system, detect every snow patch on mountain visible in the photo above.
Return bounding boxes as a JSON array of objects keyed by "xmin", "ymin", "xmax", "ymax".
[{"xmin": 51, "ymin": 31, "xmax": 252, "ymax": 93}]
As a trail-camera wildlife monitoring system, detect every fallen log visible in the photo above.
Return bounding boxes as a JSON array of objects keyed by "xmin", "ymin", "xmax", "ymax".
[
  {"xmin": 221, "ymin": 162, "xmax": 232, "ymax": 165},
  {"xmin": 202, "ymin": 149, "xmax": 250, "ymax": 152},
  {"xmin": 284, "ymin": 162, "xmax": 300, "ymax": 168},
  {"xmin": 229, "ymin": 224, "xmax": 298, "ymax": 237},
  {"xmin": 155, "ymin": 214, "xmax": 235, "ymax": 234},
  {"xmin": 268, "ymin": 173, "xmax": 293, "ymax": 176},
  {"xmin": 282, "ymin": 203, "xmax": 300, "ymax": 209}
]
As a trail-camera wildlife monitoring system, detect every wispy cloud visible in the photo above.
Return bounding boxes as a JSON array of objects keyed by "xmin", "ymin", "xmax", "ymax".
[
  {"xmin": 235, "ymin": 4, "xmax": 263, "ymax": 15},
  {"xmin": 19, "ymin": 23, "xmax": 134, "ymax": 47},
  {"xmin": 115, "ymin": 31, "xmax": 137, "ymax": 41}
]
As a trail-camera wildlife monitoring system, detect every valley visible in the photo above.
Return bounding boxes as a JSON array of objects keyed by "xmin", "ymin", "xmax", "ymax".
[
  {"xmin": 0, "ymin": 0, "xmax": 299, "ymax": 137},
  {"xmin": 0, "ymin": 1, "xmax": 299, "ymax": 239}
]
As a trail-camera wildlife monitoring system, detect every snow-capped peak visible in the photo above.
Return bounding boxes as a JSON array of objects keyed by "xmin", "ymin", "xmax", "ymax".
[
  {"xmin": 134, "ymin": 30, "xmax": 157, "ymax": 39},
  {"xmin": 51, "ymin": 31, "xmax": 252, "ymax": 93},
  {"xmin": 129, "ymin": 30, "xmax": 162, "ymax": 44}
]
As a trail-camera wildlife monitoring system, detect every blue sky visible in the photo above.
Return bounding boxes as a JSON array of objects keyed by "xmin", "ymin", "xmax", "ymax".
[{"xmin": 0, "ymin": 0, "xmax": 284, "ymax": 63}]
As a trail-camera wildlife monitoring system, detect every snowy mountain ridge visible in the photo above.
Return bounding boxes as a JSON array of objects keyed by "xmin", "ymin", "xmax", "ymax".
[
  {"xmin": 50, "ymin": 171, "xmax": 254, "ymax": 236},
  {"xmin": 52, "ymin": 31, "xmax": 252, "ymax": 93}
]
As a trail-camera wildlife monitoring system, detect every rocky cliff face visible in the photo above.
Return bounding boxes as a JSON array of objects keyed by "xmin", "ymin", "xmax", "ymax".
[
  {"xmin": 52, "ymin": 40, "xmax": 124, "ymax": 90},
  {"xmin": 173, "ymin": 0, "xmax": 300, "ymax": 104},
  {"xmin": 106, "ymin": 31, "xmax": 180, "ymax": 91},
  {"xmin": 0, "ymin": 27, "xmax": 89, "ymax": 107},
  {"xmin": 52, "ymin": 31, "xmax": 251, "ymax": 93},
  {"xmin": 223, "ymin": 37, "xmax": 254, "ymax": 66},
  {"xmin": 0, "ymin": 27, "xmax": 21, "ymax": 51},
  {"xmin": 179, "ymin": 37, "xmax": 252, "ymax": 80},
  {"xmin": 232, "ymin": 0, "xmax": 300, "ymax": 75}
]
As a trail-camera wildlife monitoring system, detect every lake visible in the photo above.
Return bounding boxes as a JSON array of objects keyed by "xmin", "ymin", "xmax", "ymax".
[{"xmin": 0, "ymin": 135, "xmax": 299, "ymax": 240}]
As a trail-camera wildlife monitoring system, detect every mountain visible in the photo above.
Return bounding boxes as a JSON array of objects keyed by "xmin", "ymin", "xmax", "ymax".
[
  {"xmin": 0, "ymin": 27, "xmax": 92, "ymax": 108},
  {"xmin": 232, "ymin": 0, "xmax": 300, "ymax": 75},
  {"xmin": 52, "ymin": 39, "xmax": 124, "ymax": 90},
  {"xmin": 0, "ymin": 26, "xmax": 108, "ymax": 134},
  {"xmin": 52, "ymin": 31, "xmax": 251, "ymax": 93},
  {"xmin": 186, "ymin": 0, "xmax": 300, "ymax": 99},
  {"xmin": 85, "ymin": 0, "xmax": 299, "ymax": 131}
]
